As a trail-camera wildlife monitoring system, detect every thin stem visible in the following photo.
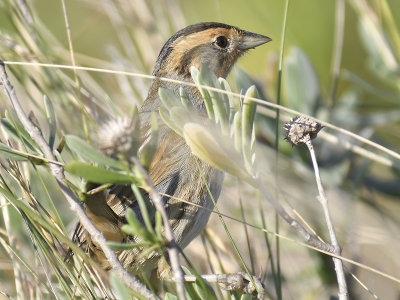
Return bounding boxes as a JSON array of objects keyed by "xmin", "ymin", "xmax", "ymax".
[
  {"xmin": 328, "ymin": 0, "xmax": 345, "ymax": 108},
  {"xmin": 177, "ymin": 274, "xmax": 268, "ymax": 300},
  {"xmin": 305, "ymin": 138, "xmax": 348, "ymax": 299},
  {"xmin": 255, "ymin": 180, "xmax": 335, "ymax": 253},
  {"xmin": 132, "ymin": 159, "xmax": 186, "ymax": 300},
  {"xmin": 274, "ymin": 1, "xmax": 291, "ymax": 297},
  {"xmin": 194, "ymin": 158, "xmax": 260, "ymax": 295},
  {"xmin": 3, "ymin": 60, "xmax": 400, "ymax": 165},
  {"xmin": 239, "ymin": 196, "xmax": 255, "ymax": 275},
  {"xmin": 381, "ymin": 0, "xmax": 400, "ymax": 57},
  {"xmin": 0, "ymin": 61, "xmax": 155, "ymax": 299},
  {"xmin": 60, "ymin": 0, "xmax": 90, "ymax": 139},
  {"xmin": 158, "ymin": 192, "xmax": 400, "ymax": 285}
]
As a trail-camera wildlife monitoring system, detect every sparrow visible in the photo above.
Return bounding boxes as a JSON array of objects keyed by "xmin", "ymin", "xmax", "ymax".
[{"xmin": 73, "ymin": 22, "xmax": 271, "ymax": 279}]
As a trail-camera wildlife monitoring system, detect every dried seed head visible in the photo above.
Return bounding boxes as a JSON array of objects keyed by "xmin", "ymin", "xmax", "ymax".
[
  {"xmin": 284, "ymin": 116, "xmax": 323, "ymax": 145},
  {"xmin": 97, "ymin": 116, "xmax": 136, "ymax": 156}
]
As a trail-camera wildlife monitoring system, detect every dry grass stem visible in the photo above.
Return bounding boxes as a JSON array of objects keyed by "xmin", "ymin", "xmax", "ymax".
[{"xmin": 3, "ymin": 60, "xmax": 399, "ymax": 164}]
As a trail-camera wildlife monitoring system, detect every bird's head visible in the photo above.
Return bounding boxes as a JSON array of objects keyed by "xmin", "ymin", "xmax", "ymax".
[{"xmin": 153, "ymin": 22, "xmax": 271, "ymax": 79}]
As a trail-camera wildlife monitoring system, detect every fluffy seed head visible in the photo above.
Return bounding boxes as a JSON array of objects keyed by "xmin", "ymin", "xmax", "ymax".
[{"xmin": 97, "ymin": 116, "xmax": 136, "ymax": 156}]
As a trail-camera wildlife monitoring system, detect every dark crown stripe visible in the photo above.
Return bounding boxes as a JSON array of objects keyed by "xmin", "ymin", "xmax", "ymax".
[{"xmin": 153, "ymin": 22, "xmax": 240, "ymax": 75}]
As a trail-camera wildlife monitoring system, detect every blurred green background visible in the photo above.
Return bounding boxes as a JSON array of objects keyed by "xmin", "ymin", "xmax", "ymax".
[
  {"xmin": 24, "ymin": 0, "xmax": 399, "ymax": 105},
  {"xmin": 1, "ymin": 0, "xmax": 400, "ymax": 299}
]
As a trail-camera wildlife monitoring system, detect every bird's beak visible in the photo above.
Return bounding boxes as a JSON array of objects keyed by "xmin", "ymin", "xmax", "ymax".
[{"xmin": 239, "ymin": 32, "xmax": 272, "ymax": 50}]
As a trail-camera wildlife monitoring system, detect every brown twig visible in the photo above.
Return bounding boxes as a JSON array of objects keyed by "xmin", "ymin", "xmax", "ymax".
[
  {"xmin": 177, "ymin": 273, "xmax": 268, "ymax": 300},
  {"xmin": 283, "ymin": 115, "xmax": 348, "ymax": 299},
  {"xmin": 256, "ymin": 181, "xmax": 336, "ymax": 253},
  {"xmin": 0, "ymin": 61, "xmax": 156, "ymax": 299}
]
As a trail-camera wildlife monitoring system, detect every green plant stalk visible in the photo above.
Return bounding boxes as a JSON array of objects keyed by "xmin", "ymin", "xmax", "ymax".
[
  {"xmin": 381, "ymin": 0, "xmax": 400, "ymax": 59},
  {"xmin": 203, "ymin": 231, "xmax": 227, "ymax": 275},
  {"xmin": 328, "ymin": 0, "xmax": 345, "ymax": 108},
  {"xmin": 239, "ymin": 196, "xmax": 255, "ymax": 275},
  {"xmin": 43, "ymin": 95, "xmax": 57, "ymax": 150},
  {"xmin": 60, "ymin": 0, "xmax": 93, "ymax": 141},
  {"xmin": 131, "ymin": 184, "xmax": 154, "ymax": 235},
  {"xmin": 274, "ymin": 1, "xmax": 291, "ymax": 298},
  {"xmin": 0, "ymin": 142, "xmax": 29, "ymax": 161}
]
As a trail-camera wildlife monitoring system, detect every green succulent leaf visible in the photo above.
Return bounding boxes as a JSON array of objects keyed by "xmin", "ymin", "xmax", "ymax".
[
  {"xmin": 183, "ymin": 123, "xmax": 249, "ymax": 181},
  {"xmin": 65, "ymin": 135, "xmax": 124, "ymax": 169},
  {"xmin": 111, "ymin": 272, "xmax": 132, "ymax": 300},
  {"xmin": 191, "ymin": 66, "xmax": 214, "ymax": 120},
  {"xmin": 242, "ymin": 85, "xmax": 258, "ymax": 174},
  {"xmin": 65, "ymin": 161, "xmax": 133, "ymax": 184},
  {"xmin": 285, "ymin": 47, "xmax": 320, "ymax": 115},
  {"xmin": 164, "ymin": 293, "xmax": 178, "ymax": 300},
  {"xmin": 159, "ymin": 87, "xmax": 181, "ymax": 110},
  {"xmin": 192, "ymin": 278, "xmax": 217, "ymax": 300},
  {"xmin": 159, "ymin": 106, "xmax": 182, "ymax": 136},
  {"xmin": 107, "ymin": 241, "xmax": 151, "ymax": 250},
  {"xmin": 233, "ymin": 112, "xmax": 242, "ymax": 153},
  {"xmin": 180, "ymin": 87, "xmax": 193, "ymax": 110},
  {"xmin": 219, "ymin": 77, "xmax": 237, "ymax": 119},
  {"xmin": 123, "ymin": 208, "xmax": 152, "ymax": 240},
  {"xmin": 140, "ymin": 112, "xmax": 159, "ymax": 170},
  {"xmin": 199, "ymin": 65, "xmax": 229, "ymax": 134},
  {"xmin": 131, "ymin": 184, "xmax": 154, "ymax": 235},
  {"xmin": 154, "ymin": 210, "xmax": 163, "ymax": 241},
  {"xmin": 234, "ymin": 67, "xmax": 256, "ymax": 94}
]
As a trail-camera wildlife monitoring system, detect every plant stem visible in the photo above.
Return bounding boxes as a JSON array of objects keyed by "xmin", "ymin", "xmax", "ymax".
[
  {"xmin": 275, "ymin": 0, "xmax": 291, "ymax": 297},
  {"xmin": 305, "ymin": 138, "xmax": 348, "ymax": 299},
  {"xmin": 133, "ymin": 159, "xmax": 187, "ymax": 300},
  {"xmin": 328, "ymin": 0, "xmax": 345, "ymax": 108}
]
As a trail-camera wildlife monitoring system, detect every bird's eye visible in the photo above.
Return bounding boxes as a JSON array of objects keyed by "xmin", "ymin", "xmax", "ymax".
[{"xmin": 215, "ymin": 36, "xmax": 228, "ymax": 49}]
